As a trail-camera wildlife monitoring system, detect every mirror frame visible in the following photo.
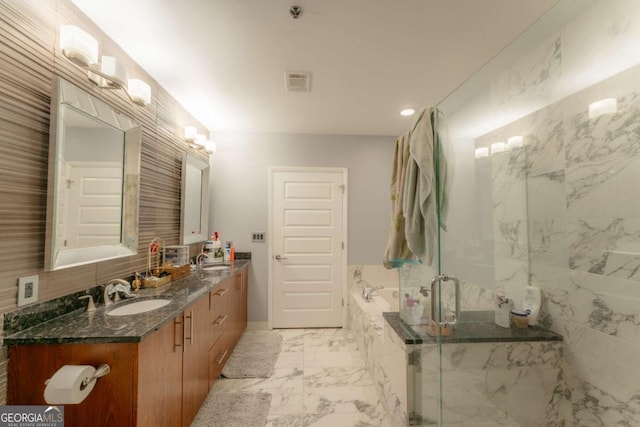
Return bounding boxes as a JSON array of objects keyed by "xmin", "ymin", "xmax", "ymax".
[
  {"xmin": 44, "ymin": 77, "xmax": 141, "ymax": 271},
  {"xmin": 180, "ymin": 153, "xmax": 210, "ymax": 245}
]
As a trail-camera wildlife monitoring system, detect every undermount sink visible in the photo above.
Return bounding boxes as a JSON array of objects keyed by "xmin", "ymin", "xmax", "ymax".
[
  {"xmin": 202, "ymin": 265, "xmax": 230, "ymax": 272},
  {"xmin": 106, "ymin": 299, "xmax": 171, "ymax": 316}
]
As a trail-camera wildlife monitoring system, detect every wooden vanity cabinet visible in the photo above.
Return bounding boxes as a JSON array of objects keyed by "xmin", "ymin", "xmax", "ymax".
[{"xmin": 7, "ymin": 265, "xmax": 249, "ymax": 427}]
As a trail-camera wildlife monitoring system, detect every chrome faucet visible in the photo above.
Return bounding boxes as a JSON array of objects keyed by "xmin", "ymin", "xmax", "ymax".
[
  {"xmin": 362, "ymin": 286, "xmax": 384, "ymax": 302},
  {"xmin": 103, "ymin": 279, "xmax": 134, "ymax": 306},
  {"xmin": 195, "ymin": 252, "xmax": 208, "ymax": 272}
]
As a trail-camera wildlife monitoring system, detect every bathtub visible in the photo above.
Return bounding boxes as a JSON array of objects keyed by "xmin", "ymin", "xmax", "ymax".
[{"xmin": 368, "ymin": 287, "xmax": 400, "ymax": 312}]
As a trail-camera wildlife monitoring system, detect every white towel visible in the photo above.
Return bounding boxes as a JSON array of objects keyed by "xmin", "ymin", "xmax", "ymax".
[{"xmin": 403, "ymin": 107, "xmax": 449, "ymax": 265}]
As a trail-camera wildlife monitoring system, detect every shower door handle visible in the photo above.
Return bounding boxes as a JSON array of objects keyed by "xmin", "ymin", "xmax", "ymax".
[{"xmin": 430, "ymin": 274, "xmax": 461, "ymax": 327}]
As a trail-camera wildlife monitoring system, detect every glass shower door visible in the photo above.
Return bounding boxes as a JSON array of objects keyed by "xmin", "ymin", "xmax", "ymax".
[{"xmin": 426, "ymin": 1, "xmax": 598, "ymax": 425}]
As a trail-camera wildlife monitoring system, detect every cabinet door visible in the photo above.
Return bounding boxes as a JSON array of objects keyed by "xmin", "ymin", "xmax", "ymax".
[
  {"xmin": 181, "ymin": 295, "xmax": 211, "ymax": 427},
  {"xmin": 8, "ymin": 343, "xmax": 137, "ymax": 427},
  {"xmin": 137, "ymin": 316, "xmax": 183, "ymax": 427},
  {"xmin": 231, "ymin": 271, "xmax": 243, "ymax": 346},
  {"xmin": 240, "ymin": 268, "xmax": 248, "ymax": 332}
]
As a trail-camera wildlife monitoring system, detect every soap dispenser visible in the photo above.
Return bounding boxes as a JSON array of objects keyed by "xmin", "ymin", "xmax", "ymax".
[
  {"xmin": 523, "ymin": 286, "xmax": 542, "ymax": 326},
  {"xmin": 495, "ymin": 287, "xmax": 512, "ymax": 328}
]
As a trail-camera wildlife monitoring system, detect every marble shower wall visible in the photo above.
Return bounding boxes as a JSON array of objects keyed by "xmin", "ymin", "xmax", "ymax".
[
  {"xmin": 526, "ymin": 65, "xmax": 640, "ymax": 425},
  {"xmin": 475, "ymin": 40, "xmax": 640, "ymax": 427}
]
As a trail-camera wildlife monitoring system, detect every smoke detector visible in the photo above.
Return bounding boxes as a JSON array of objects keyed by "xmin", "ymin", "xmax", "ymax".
[
  {"xmin": 285, "ymin": 71, "xmax": 312, "ymax": 92},
  {"xmin": 289, "ymin": 5, "xmax": 302, "ymax": 19}
]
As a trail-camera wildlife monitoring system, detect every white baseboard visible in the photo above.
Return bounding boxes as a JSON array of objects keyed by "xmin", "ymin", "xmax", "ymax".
[{"xmin": 246, "ymin": 321, "xmax": 269, "ymax": 330}]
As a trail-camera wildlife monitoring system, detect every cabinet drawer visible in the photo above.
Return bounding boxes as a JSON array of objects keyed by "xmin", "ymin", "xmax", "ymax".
[
  {"xmin": 210, "ymin": 285, "xmax": 229, "ymax": 315},
  {"xmin": 211, "ymin": 310, "xmax": 229, "ymax": 345},
  {"xmin": 208, "ymin": 333, "xmax": 231, "ymax": 387},
  {"xmin": 210, "ymin": 285, "xmax": 229, "ymax": 345}
]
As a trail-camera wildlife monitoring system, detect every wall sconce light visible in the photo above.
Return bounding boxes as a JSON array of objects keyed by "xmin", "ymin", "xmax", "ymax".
[
  {"xmin": 507, "ymin": 136, "xmax": 524, "ymax": 150},
  {"xmin": 490, "ymin": 142, "xmax": 507, "ymax": 154},
  {"xmin": 59, "ymin": 25, "xmax": 152, "ymax": 106},
  {"xmin": 589, "ymin": 98, "xmax": 617, "ymax": 119},
  {"xmin": 475, "ymin": 147, "xmax": 489, "ymax": 159}
]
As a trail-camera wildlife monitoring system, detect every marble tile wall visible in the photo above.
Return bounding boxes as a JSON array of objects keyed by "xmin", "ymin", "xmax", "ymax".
[
  {"xmin": 420, "ymin": 341, "xmax": 563, "ymax": 426},
  {"xmin": 474, "ymin": 9, "xmax": 640, "ymax": 423},
  {"xmin": 347, "ymin": 280, "xmax": 408, "ymax": 426},
  {"xmin": 525, "ymin": 66, "xmax": 640, "ymax": 424}
]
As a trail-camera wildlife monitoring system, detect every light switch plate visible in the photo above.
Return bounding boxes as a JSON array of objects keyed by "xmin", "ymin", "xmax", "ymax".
[
  {"xmin": 251, "ymin": 232, "xmax": 265, "ymax": 242},
  {"xmin": 18, "ymin": 275, "xmax": 38, "ymax": 306}
]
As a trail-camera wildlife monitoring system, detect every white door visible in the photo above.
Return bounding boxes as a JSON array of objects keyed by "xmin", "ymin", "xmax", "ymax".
[
  {"xmin": 64, "ymin": 162, "xmax": 123, "ymax": 249},
  {"xmin": 269, "ymin": 167, "xmax": 347, "ymax": 328}
]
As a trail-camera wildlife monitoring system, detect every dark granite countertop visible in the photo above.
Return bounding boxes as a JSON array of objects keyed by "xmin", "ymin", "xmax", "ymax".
[
  {"xmin": 3, "ymin": 261, "xmax": 250, "ymax": 346},
  {"xmin": 383, "ymin": 312, "xmax": 562, "ymax": 345}
]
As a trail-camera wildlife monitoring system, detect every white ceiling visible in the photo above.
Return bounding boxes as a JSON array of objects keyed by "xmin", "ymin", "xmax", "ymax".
[{"xmin": 70, "ymin": 0, "xmax": 557, "ymax": 136}]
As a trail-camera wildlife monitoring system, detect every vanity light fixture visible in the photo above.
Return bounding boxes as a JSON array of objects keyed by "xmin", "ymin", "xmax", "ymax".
[
  {"xmin": 127, "ymin": 79, "xmax": 152, "ymax": 106},
  {"xmin": 59, "ymin": 25, "xmax": 152, "ymax": 106},
  {"xmin": 400, "ymin": 108, "xmax": 416, "ymax": 116},
  {"xmin": 195, "ymin": 134, "xmax": 207, "ymax": 148},
  {"xmin": 184, "ymin": 128, "xmax": 214, "ymax": 154},
  {"xmin": 475, "ymin": 147, "xmax": 489, "ymax": 159},
  {"xmin": 205, "ymin": 141, "xmax": 216, "ymax": 154},
  {"xmin": 490, "ymin": 142, "xmax": 507, "ymax": 154},
  {"xmin": 588, "ymin": 98, "xmax": 617, "ymax": 119},
  {"xmin": 59, "ymin": 25, "xmax": 98, "ymax": 67},
  {"xmin": 184, "ymin": 126, "xmax": 198, "ymax": 142},
  {"xmin": 507, "ymin": 136, "xmax": 524, "ymax": 150}
]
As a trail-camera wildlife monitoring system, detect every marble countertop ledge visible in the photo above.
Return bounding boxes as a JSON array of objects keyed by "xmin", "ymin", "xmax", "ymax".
[
  {"xmin": 383, "ymin": 312, "xmax": 563, "ymax": 345},
  {"xmin": 3, "ymin": 261, "xmax": 250, "ymax": 346}
]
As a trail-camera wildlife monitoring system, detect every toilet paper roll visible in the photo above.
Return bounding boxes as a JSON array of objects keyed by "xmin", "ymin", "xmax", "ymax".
[{"xmin": 44, "ymin": 365, "xmax": 96, "ymax": 404}]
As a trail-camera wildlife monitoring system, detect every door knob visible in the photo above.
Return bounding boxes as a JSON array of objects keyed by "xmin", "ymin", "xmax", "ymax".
[{"xmin": 275, "ymin": 254, "xmax": 288, "ymax": 260}]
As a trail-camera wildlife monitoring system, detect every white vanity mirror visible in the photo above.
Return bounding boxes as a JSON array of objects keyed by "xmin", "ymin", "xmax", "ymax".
[
  {"xmin": 181, "ymin": 153, "xmax": 209, "ymax": 245},
  {"xmin": 44, "ymin": 77, "xmax": 141, "ymax": 271}
]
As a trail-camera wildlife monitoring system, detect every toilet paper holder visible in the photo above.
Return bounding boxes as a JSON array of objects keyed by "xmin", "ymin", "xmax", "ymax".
[
  {"xmin": 45, "ymin": 364, "xmax": 111, "ymax": 390},
  {"xmin": 81, "ymin": 364, "xmax": 110, "ymax": 390}
]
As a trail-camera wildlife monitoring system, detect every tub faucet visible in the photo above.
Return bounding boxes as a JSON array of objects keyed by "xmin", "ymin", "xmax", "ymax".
[
  {"xmin": 362, "ymin": 286, "xmax": 384, "ymax": 302},
  {"xmin": 104, "ymin": 279, "xmax": 134, "ymax": 306}
]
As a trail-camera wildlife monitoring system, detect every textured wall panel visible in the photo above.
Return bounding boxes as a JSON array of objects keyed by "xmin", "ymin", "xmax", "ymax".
[{"xmin": 0, "ymin": 0, "xmax": 209, "ymax": 403}]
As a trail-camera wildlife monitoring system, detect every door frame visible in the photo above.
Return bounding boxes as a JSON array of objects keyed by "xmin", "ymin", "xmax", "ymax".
[{"xmin": 267, "ymin": 166, "xmax": 348, "ymax": 329}]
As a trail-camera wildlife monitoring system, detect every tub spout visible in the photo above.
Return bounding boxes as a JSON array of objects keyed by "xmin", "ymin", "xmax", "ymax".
[{"xmin": 362, "ymin": 286, "xmax": 384, "ymax": 302}]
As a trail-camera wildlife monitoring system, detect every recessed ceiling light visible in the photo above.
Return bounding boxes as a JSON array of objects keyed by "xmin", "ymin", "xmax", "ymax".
[{"xmin": 400, "ymin": 108, "xmax": 415, "ymax": 116}]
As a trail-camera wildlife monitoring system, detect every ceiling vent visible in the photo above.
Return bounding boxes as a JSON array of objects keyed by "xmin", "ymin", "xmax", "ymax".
[{"xmin": 285, "ymin": 71, "xmax": 312, "ymax": 92}]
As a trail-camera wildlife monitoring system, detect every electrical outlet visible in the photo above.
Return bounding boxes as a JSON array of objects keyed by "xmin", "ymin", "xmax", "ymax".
[
  {"xmin": 18, "ymin": 275, "xmax": 38, "ymax": 306},
  {"xmin": 251, "ymin": 232, "xmax": 265, "ymax": 242}
]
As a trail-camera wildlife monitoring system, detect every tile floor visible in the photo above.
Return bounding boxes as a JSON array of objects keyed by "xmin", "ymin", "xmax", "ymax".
[{"xmin": 213, "ymin": 328, "xmax": 394, "ymax": 427}]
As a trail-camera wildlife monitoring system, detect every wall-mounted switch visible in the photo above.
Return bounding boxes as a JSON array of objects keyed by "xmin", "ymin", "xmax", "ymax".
[
  {"xmin": 251, "ymin": 232, "xmax": 265, "ymax": 242},
  {"xmin": 18, "ymin": 275, "xmax": 39, "ymax": 306}
]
